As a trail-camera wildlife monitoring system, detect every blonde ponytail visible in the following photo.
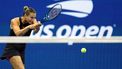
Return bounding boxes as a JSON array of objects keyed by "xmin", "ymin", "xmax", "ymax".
[
  {"xmin": 23, "ymin": 6, "xmax": 29, "ymax": 12},
  {"xmin": 23, "ymin": 6, "xmax": 36, "ymax": 16}
]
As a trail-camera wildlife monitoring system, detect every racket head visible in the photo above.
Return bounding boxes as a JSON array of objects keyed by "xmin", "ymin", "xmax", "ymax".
[{"xmin": 46, "ymin": 4, "xmax": 62, "ymax": 20}]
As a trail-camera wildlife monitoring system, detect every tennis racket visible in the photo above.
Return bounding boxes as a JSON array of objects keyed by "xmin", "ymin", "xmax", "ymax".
[{"xmin": 41, "ymin": 4, "xmax": 62, "ymax": 23}]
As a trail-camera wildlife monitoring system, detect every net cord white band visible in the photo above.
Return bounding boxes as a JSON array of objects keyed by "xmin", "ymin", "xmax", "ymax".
[{"xmin": 0, "ymin": 36, "xmax": 121, "ymax": 43}]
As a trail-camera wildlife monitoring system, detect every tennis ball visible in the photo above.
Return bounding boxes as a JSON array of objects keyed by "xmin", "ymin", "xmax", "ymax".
[{"xmin": 81, "ymin": 48, "xmax": 87, "ymax": 53}]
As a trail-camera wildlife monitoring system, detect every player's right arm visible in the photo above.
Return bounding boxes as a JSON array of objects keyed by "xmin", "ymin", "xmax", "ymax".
[{"xmin": 11, "ymin": 18, "xmax": 31, "ymax": 36}]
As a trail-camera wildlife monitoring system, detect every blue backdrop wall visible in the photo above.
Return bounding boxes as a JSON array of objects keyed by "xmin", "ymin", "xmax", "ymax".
[{"xmin": 0, "ymin": 0, "xmax": 122, "ymax": 69}]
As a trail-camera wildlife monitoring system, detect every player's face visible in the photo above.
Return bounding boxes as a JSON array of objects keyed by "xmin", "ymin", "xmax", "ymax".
[{"xmin": 26, "ymin": 13, "xmax": 36, "ymax": 24}]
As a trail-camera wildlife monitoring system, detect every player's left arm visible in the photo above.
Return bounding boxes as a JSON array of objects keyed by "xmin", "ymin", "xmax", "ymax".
[{"xmin": 33, "ymin": 19, "xmax": 42, "ymax": 34}]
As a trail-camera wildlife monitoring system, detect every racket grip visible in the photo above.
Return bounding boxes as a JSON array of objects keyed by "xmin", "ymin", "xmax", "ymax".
[
  {"xmin": 41, "ymin": 15, "xmax": 49, "ymax": 23},
  {"xmin": 40, "ymin": 19, "xmax": 47, "ymax": 23}
]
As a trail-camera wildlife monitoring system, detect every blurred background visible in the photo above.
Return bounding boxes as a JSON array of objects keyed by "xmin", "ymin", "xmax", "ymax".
[{"xmin": 0, "ymin": 0, "xmax": 122, "ymax": 69}]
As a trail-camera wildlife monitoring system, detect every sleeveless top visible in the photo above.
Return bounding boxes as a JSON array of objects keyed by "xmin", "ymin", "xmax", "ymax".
[
  {"xmin": 9, "ymin": 17, "xmax": 32, "ymax": 36},
  {"xmin": 0, "ymin": 17, "xmax": 32, "ymax": 60}
]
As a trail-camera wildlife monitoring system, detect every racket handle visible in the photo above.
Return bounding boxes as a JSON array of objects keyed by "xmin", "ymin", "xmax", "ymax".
[
  {"xmin": 40, "ymin": 19, "xmax": 47, "ymax": 23},
  {"xmin": 41, "ymin": 14, "xmax": 49, "ymax": 23}
]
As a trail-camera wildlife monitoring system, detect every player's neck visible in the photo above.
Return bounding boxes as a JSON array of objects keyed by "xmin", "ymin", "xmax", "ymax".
[{"xmin": 21, "ymin": 16, "xmax": 27, "ymax": 24}]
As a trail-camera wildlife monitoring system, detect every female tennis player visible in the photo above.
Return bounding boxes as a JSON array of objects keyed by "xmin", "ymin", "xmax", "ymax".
[{"xmin": 0, "ymin": 6, "xmax": 41, "ymax": 69}]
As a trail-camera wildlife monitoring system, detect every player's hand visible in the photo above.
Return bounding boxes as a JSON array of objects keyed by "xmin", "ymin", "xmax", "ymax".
[
  {"xmin": 37, "ymin": 21, "xmax": 42, "ymax": 26},
  {"xmin": 34, "ymin": 21, "xmax": 42, "ymax": 28},
  {"xmin": 29, "ymin": 22, "xmax": 41, "ymax": 29}
]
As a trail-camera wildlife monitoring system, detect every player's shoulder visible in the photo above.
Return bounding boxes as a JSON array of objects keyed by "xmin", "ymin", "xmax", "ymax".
[
  {"xmin": 11, "ymin": 17, "xmax": 20, "ymax": 25},
  {"xmin": 11, "ymin": 17, "xmax": 20, "ymax": 22}
]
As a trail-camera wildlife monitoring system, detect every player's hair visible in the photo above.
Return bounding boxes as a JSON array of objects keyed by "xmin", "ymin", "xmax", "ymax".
[{"xmin": 23, "ymin": 6, "xmax": 36, "ymax": 16}]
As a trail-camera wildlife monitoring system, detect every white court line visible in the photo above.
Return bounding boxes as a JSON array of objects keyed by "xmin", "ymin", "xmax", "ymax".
[{"xmin": 0, "ymin": 36, "xmax": 122, "ymax": 43}]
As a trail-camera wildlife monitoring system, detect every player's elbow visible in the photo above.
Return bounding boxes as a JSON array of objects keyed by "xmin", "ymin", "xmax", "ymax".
[{"xmin": 14, "ymin": 31, "xmax": 23, "ymax": 36}]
